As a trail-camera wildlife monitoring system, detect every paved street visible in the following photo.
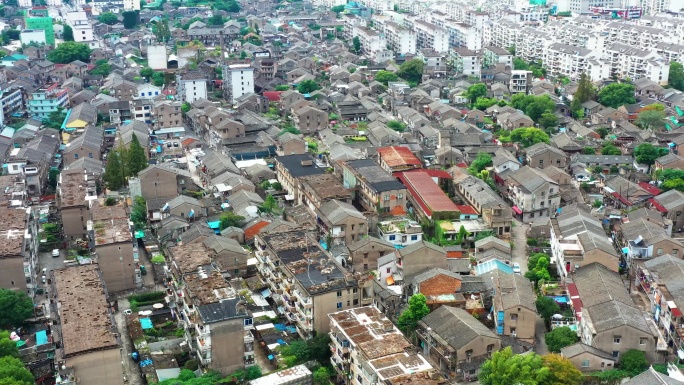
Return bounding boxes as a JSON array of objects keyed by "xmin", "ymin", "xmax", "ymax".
[
  {"xmin": 114, "ymin": 298, "xmax": 144, "ymax": 385},
  {"xmin": 510, "ymin": 218, "xmax": 529, "ymax": 275}
]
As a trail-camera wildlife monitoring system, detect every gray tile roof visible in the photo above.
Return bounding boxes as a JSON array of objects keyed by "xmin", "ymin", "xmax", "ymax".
[
  {"xmin": 655, "ymin": 189, "xmax": 684, "ymax": 211},
  {"xmin": 506, "ymin": 166, "xmax": 557, "ymax": 193},
  {"xmin": 526, "ymin": 142, "xmax": 566, "ymax": 158},
  {"xmin": 412, "ymin": 268, "xmax": 462, "ymax": 285},
  {"xmin": 573, "ymin": 263, "xmax": 633, "ymax": 308},
  {"xmin": 584, "ymin": 299, "xmax": 652, "ymax": 334},
  {"xmin": 319, "ymin": 199, "xmax": 365, "ymax": 224},
  {"xmin": 419, "ymin": 305, "xmax": 498, "ymax": 351},
  {"xmin": 644, "ymin": 255, "xmax": 684, "ymax": 310},
  {"xmin": 65, "ymin": 126, "xmax": 103, "ymax": 153},
  {"xmin": 560, "ymin": 342, "xmax": 615, "ymax": 360},
  {"xmin": 203, "ymin": 235, "xmax": 247, "ymax": 256},
  {"xmin": 622, "ymin": 367, "xmax": 684, "ymax": 385}
]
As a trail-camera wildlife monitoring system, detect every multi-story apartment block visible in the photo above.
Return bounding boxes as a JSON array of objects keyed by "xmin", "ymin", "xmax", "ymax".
[
  {"xmin": 255, "ymin": 230, "xmax": 373, "ymax": 339},
  {"xmin": 410, "ymin": 19, "xmax": 449, "ymax": 53},
  {"xmin": 355, "ymin": 26, "xmax": 386, "ymax": 56},
  {"xmin": 329, "ymin": 306, "xmax": 438, "ymax": 385},
  {"xmin": 168, "ymin": 243, "xmax": 252, "ymax": 374},
  {"xmin": 65, "ymin": 11, "xmax": 97, "ymax": 48},
  {"xmin": 604, "ymin": 44, "xmax": 670, "ymax": 85},
  {"xmin": 449, "ymin": 48, "xmax": 481, "ymax": 77},
  {"xmin": 340, "ymin": 159, "xmax": 408, "ymax": 215},
  {"xmin": 482, "ymin": 46, "xmax": 513, "ymax": 68},
  {"xmin": 383, "ymin": 21, "xmax": 416, "ymax": 54},
  {"xmin": 568, "ymin": 0, "xmax": 620, "ymax": 14},
  {"xmin": 59, "ymin": 169, "xmax": 97, "ymax": 244},
  {"xmin": 545, "ymin": 43, "xmax": 594, "ymax": 80},
  {"xmin": 489, "ymin": 20, "xmax": 519, "ymax": 51},
  {"xmin": 28, "ymin": 83, "xmax": 69, "ymax": 120},
  {"xmin": 505, "ymin": 166, "xmax": 560, "ymax": 223}
]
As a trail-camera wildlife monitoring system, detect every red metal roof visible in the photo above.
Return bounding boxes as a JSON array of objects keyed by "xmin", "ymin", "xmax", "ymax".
[
  {"xmin": 377, "ymin": 146, "xmax": 422, "ymax": 168},
  {"xmin": 611, "ymin": 191, "xmax": 632, "ymax": 206},
  {"xmin": 263, "ymin": 91, "xmax": 282, "ymax": 102},
  {"xmin": 673, "ymin": 307, "xmax": 683, "ymax": 317},
  {"xmin": 403, "ymin": 168, "xmax": 452, "ymax": 179},
  {"xmin": 244, "ymin": 221, "xmax": 270, "ymax": 240},
  {"xmin": 455, "ymin": 204, "xmax": 478, "ymax": 215},
  {"xmin": 638, "ymin": 182, "xmax": 661, "ymax": 196},
  {"xmin": 397, "ymin": 171, "xmax": 460, "ymax": 217},
  {"xmin": 649, "ymin": 198, "xmax": 668, "ymax": 213},
  {"xmin": 567, "ymin": 283, "xmax": 583, "ymax": 321}
]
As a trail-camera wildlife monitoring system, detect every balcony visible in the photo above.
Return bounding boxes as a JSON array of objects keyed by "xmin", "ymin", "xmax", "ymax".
[{"xmin": 293, "ymin": 290, "xmax": 312, "ymax": 307}]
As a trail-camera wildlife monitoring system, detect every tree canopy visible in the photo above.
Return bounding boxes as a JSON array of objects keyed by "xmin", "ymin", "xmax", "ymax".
[
  {"xmin": 545, "ymin": 327, "xmax": 578, "ymax": 353},
  {"xmin": 125, "ymin": 134, "xmax": 148, "ymax": 177},
  {"xmin": 396, "ymin": 293, "xmax": 429, "ymax": 333},
  {"xmin": 466, "ymin": 83, "xmax": 487, "ymax": 104},
  {"xmin": 331, "ymin": 4, "xmax": 345, "ymax": 12},
  {"xmin": 509, "ymin": 94, "xmax": 556, "ymax": 122},
  {"xmin": 635, "ymin": 109, "xmax": 666, "ymax": 130},
  {"xmin": 474, "ymin": 97, "xmax": 499, "ymax": 111},
  {"xmin": 63, "ymin": 25, "xmax": 74, "ymax": 42},
  {"xmin": 386, "ymin": 120, "xmax": 406, "ymax": 132},
  {"xmin": 297, "ymin": 80, "xmax": 320, "ymax": 94},
  {"xmin": 219, "ymin": 212, "xmax": 245, "ymax": 230},
  {"xmin": 670, "ymin": 62, "xmax": 684, "ymax": 92},
  {"xmin": 634, "ymin": 143, "xmax": 668, "ymax": 166},
  {"xmin": 122, "ymin": 11, "xmax": 138, "ymax": 29},
  {"xmin": 0, "ymin": 356, "xmax": 34, "ymax": 385},
  {"xmin": 152, "ymin": 19, "xmax": 171, "ymax": 42},
  {"xmin": 0, "ymin": 289, "xmax": 32, "ymax": 329},
  {"xmin": 352, "ymin": 36, "xmax": 361, "ymax": 53},
  {"xmin": 598, "ymin": 83, "xmax": 636, "ymax": 108},
  {"xmin": 48, "ymin": 42, "xmax": 92, "ymax": 64},
  {"xmin": 0, "ymin": 331, "xmax": 18, "ymax": 359},
  {"xmin": 375, "ymin": 70, "xmax": 398, "ymax": 85},
  {"xmin": 510, "ymin": 127, "xmax": 550, "ymax": 148},
  {"xmin": 468, "ymin": 152, "xmax": 493, "ymax": 175},
  {"xmin": 542, "ymin": 354, "xmax": 583, "ymax": 385},
  {"xmin": 479, "ymin": 347, "xmax": 550, "ymax": 385},
  {"xmin": 601, "ymin": 144, "xmax": 622, "ymax": 155},
  {"xmin": 538, "ymin": 112, "xmax": 559, "ymax": 130},
  {"xmin": 98, "ymin": 12, "xmax": 118, "ymax": 25},
  {"xmin": 103, "ymin": 149, "xmax": 125, "ymax": 191},
  {"xmin": 42, "ymin": 107, "xmax": 67, "ymax": 129},
  {"xmin": 570, "ymin": 72, "xmax": 595, "ymax": 118},
  {"xmin": 620, "ymin": 350, "xmax": 649, "ymax": 376},
  {"xmin": 397, "ymin": 59, "xmax": 424, "ymax": 85},
  {"xmin": 526, "ymin": 253, "xmax": 552, "ymax": 288}
]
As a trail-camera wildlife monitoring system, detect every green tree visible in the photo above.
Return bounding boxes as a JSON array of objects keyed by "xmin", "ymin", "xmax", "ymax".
[
  {"xmin": 124, "ymin": 134, "xmax": 147, "ymax": 177},
  {"xmin": 535, "ymin": 296, "xmax": 560, "ymax": 326},
  {"xmin": 669, "ymin": 62, "xmax": 684, "ymax": 91},
  {"xmin": 130, "ymin": 196, "xmax": 147, "ymax": 230},
  {"xmin": 275, "ymin": 85, "xmax": 290, "ymax": 91},
  {"xmin": 396, "ymin": 293, "xmax": 429, "ymax": 333},
  {"xmin": 474, "ymin": 97, "xmax": 498, "ymax": 111},
  {"xmin": 595, "ymin": 127, "xmax": 609, "ymax": 139},
  {"xmin": 397, "ymin": 59, "xmax": 424, "ymax": 85},
  {"xmin": 98, "ymin": 12, "xmax": 118, "ymax": 25},
  {"xmin": 634, "ymin": 143, "xmax": 667, "ymax": 166},
  {"xmin": 91, "ymin": 60, "xmax": 111, "ymax": 76},
  {"xmin": 122, "ymin": 11, "xmax": 138, "ymax": 29},
  {"xmin": 219, "ymin": 212, "xmax": 245, "ymax": 230},
  {"xmin": 582, "ymin": 147, "xmax": 595, "ymax": 154},
  {"xmin": 538, "ymin": 112, "xmax": 558, "ymax": 129},
  {"xmin": 635, "ymin": 109, "xmax": 666, "ymax": 130},
  {"xmin": 0, "ymin": 356, "xmax": 34, "ymax": 385},
  {"xmin": 468, "ymin": 152, "xmax": 493, "ymax": 175},
  {"xmin": 139, "ymin": 66, "xmax": 154, "ymax": 80},
  {"xmin": 510, "ymin": 127, "xmax": 550, "ymax": 147},
  {"xmin": 570, "ymin": 72, "xmax": 595, "ymax": 117},
  {"xmin": 331, "ymin": 4, "xmax": 345, "ymax": 12},
  {"xmin": 601, "ymin": 144, "xmax": 622, "ymax": 155},
  {"xmin": 103, "ymin": 150, "xmax": 125, "ymax": 190},
  {"xmin": 662, "ymin": 178, "xmax": 684, "ymax": 191},
  {"xmin": 42, "ymin": 107, "xmax": 67, "ymax": 129},
  {"xmin": 479, "ymin": 347, "xmax": 550, "ymax": 385},
  {"xmin": 152, "ymin": 72, "xmax": 165, "ymax": 87},
  {"xmin": 313, "ymin": 367, "xmax": 331, "ymax": 385},
  {"xmin": 47, "ymin": 42, "xmax": 92, "ymax": 63},
  {"xmin": 48, "ymin": 168, "xmax": 60, "ymax": 189},
  {"xmin": 152, "ymin": 19, "xmax": 171, "ymax": 42},
  {"xmin": 509, "ymin": 94, "xmax": 556, "ymax": 122},
  {"xmin": 661, "ymin": 169, "xmax": 684, "ymax": 183},
  {"xmin": 598, "ymin": 83, "xmax": 636, "ymax": 108},
  {"xmin": 0, "ymin": 330, "xmax": 19, "ymax": 358},
  {"xmin": 0, "ymin": 289, "xmax": 33, "ymax": 328},
  {"xmin": 279, "ymin": 125, "xmax": 301, "ymax": 136},
  {"xmin": 386, "ymin": 120, "xmax": 406, "ymax": 132},
  {"xmin": 375, "ymin": 70, "xmax": 398, "ymax": 85},
  {"xmin": 545, "ymin": 327, "xmax": 578, "ymax": 353},
  {"xmin": 246, "ymin": 365, "xmax": 262, "ymax": 380},
  {"xmin": 63, "ymin": 25, "xmax": 74, "ymax": 41},
  {"xmin": 513, "ymin": 57, "xmax": 530, "ymax": 70},
  {"xmin": 181, "ymin": 102, "xmax": 191, "ymax": 115},
  {"xmin": 207, "ymin": 14, "xmax": 224, "ymax": 25},
  {"xmin": 258, "ymin": 195, "xmax": 280, "ymax": 215},
  {"xmin": 297, "ymin": 80, "xmax": 320, "ymax": 94},
  {"xmin": 620, "ymin": 350, "xmax": 649, "ymax": 376},
  {"xmin": 352, "ymin": 36, "xmax": 361, "ymax": 53},
  {"xmin": 542, "ymin": 354, "xmax": 583, "ymax": 385},
  {"xmin": 466, "ymin": 83, "xmax": 487, "ymax": 104}
]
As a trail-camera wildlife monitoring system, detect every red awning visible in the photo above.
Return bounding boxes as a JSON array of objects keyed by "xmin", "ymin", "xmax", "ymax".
[
  {"xmin": 512, "ymin": 206, "xmax": 523, "ymax": 215},
  {"xmin": 673, "ymin": 307, "xmax": 683, "ymax": 317}
]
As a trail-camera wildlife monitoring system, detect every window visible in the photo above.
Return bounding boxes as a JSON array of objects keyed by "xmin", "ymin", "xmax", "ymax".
[
  {"xmin": 539, "ymin": 159, "xmax": 543, "ymax": 165},
  {"xmin": 549, "ymin": 188, "xmax": 554, "ymax": 194},
  {"xmin": 353, "ymin": 299, "xmax": 359, "ymax": 306},
  {"xmin": 337, "ymin": 291, "xmax": 342, "ymax": 297},
  {"xmin": 657, "ymin": 248, "xmax": 664, "ymax": 255},
  {"xmin": 337, "ymin": 302, "xmax": 343, "ymax": 309},
  {"xmin": 674, "ymin": 249, "xmax": 679, "ymax": 256},
  {"xmin": 510, "ymin": 327, "xmax": 516, "ymax": 336},
  {"xmin": 613, "ymin": 336, "xmax": 621, "ymax": 344},
  {"xmin": 389, "ymin": 235, "xmax": 396, "ymax": 241},
  {"xmin": 487, "ymin": 344, "xmax": 494, "ymax": 354},
  {"xmin": 581, "ymin": 360, "xmax": 590, "ymax": 368},
  {"xmin": 353, "ymin": 288, "xmax": 358, "ymax": 294},
  {"xmin": 411, "ymin": 235, "xmax": 418, "ymax": 241},
  {"xmin": 397, "ymin": 193, "xmax": 403, "ymax": 199},
  {"xmin": 529, "ymin": 212, "xmax": 534, "ymax": 218},
  {"xmin": 640, "ymin": 337, "xmax": 647, "ymax": 345},
  {"xmin": 363, "ymin": 264, "xmax": 368, "ymax": 270},
  {"xmin": 612, "ymin": 351, "xmax": 619, "ymax": 358},
  {"xmin": 386, "ymin": 267, "xmax": 390, "ymax": 274},
  {"xmin": 74, "ymin": 154, "xmax": 79, "ymax": 159},
  {"xmin": 88, "ymin": 153, "xmax": 93, "ymax": 158},
  {"xmin": 510, "ymin": 313, "xmax": 518, "ymax": 321},
  {"xmin": 244, "ymin": 318, "xmax": 253, "ymax": 326}
]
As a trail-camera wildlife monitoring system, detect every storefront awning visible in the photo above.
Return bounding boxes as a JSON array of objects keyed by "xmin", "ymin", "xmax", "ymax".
[{"xmin": 512, "ymin": 206, "xmax": 522, "ymax": 215}]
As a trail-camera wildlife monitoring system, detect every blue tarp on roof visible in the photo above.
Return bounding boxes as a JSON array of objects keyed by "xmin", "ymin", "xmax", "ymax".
[
  {"xmin": 61, "ymin": 109, "xmax": 73, "ymax": 131},
  {"xmin": 36, "ymin": 330, "xmax": 48, "ymax": 346},
  {"xmin": 208, "ymin": 221, "xmax": 221, "ymax": 229},
  {"xmin": 475, "ymin": 260, "xmax": 514, "ymax": 275}
]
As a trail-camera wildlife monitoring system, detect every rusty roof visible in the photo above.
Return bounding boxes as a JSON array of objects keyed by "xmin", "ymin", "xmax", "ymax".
[
  {"xmin": 184, "ymin": 271, "xmax": 236, "ymax": 305},
  {"xmin": 54, "ymin": 265, "xmax": 118, "ymax": 357},
  {"xmin": 377, "ymin": 146, "xmax": 422, "ymax": 168},
  {"xmin": 396, "ymin": 171, "xmax": 460, "ymax": 216},
  {"xmin": 330, "ymin": 307, "xmax": 410, "ymax": 359},
  {"xmin": 91, "ymin": 200, "xmax": 128, "ymax": 222},
  {"xmin": 169, "ymin": 242, "xmax": 216, "ymax": 275},
  {"xmin": 93, "ymin": 217, "xmax": 132, "ymax": 246},
  {"xmin": 59, "ymin": 170, "xmax": 90, "ymax": 208},
  {"xmin": 0, "ymin": 206, "xmax": 28, "ymax": 257},
  {"xmin": 298, "ymin": 174, "xmax": 352, "ymax": 202}
]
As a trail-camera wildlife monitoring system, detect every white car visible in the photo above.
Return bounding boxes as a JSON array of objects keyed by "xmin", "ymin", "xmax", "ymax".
[
  {"xmin": 513, "ymin": 263, "xmax": 521, "ymax": 275},
  {"xmin": 52, "ymin": 249, "xmax": 60, "ymax": 258}
]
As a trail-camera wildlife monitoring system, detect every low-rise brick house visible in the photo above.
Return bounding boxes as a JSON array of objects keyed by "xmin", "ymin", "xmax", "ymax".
[
  {"xmin": 340, "ymin": 159, "xmax": 408, "ymax": 214},
  {"xmin": 291, "ymin": 105, "xmax": 328, "ymax": 134},
  {"xmin": 317, "ymin": 199, "xmax": 368, "ymax": 246},
  {"xmin": 526, "ymin": 142, "xmax": 567, "ymax": 169},
  {"xmin": 137, "ymin": 164, "xmax": 199, "ymax": 201},
  {"xmin": 63, "ymin": 126, "xmax": 104, "ymax": 166},
  {"xmin": 275, "ymin": 132, "xmax": 307, "ymax": 156},
  {"xmin": 298, "ymin": 173, "xmax": 352, "ymax": 211},
  {"xmin": 347, "ymin": 236, "xmax": 395, "ymax": 273},
  {"xmin": 153, "ymin": 100, "xmax": 183, "ymax": 130}
]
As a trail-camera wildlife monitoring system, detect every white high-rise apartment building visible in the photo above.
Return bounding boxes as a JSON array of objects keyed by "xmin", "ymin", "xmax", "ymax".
[{"xmin": 226, "ymin": 64, "xmax": 254, "ymax": 104}]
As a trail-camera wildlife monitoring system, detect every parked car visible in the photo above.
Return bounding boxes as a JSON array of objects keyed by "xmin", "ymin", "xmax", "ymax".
[
  {"xmin": 513, "ymin": 262, "xmax": 521, "ymax": 275},
  {"xmin": 52, "ymin": 249, "xmax": 60, "ymax": 258},
  {"xmin": 140, "ymin": 266, "xmax": 147, "ymax": 276}
]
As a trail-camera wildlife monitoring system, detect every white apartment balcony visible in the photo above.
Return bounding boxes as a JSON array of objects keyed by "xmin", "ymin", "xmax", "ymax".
[{"xmin": 293, "ymin": 289, "xmax": 313, "ymax": 307}]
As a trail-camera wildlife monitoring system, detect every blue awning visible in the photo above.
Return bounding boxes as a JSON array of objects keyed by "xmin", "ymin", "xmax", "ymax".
[
  {"xmin": 261, "ymin": 289, "xmax": 271, "ymax": 298},
  {"xmin": 622, "ymin": 247, "xmax": 630, "ymax": 254}
]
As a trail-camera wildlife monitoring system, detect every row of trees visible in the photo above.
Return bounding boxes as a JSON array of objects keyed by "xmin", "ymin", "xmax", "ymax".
[
  {"xmin": 479, "ymin": 348, "xmax": 581, "ymax": 385},
  {"xmin": 102, "ymin": 134, "xmax": 148, "ymax": 191},
  {"xmin": 0, "ymin": 290, "xmax": 35, "ymax": 385}
]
